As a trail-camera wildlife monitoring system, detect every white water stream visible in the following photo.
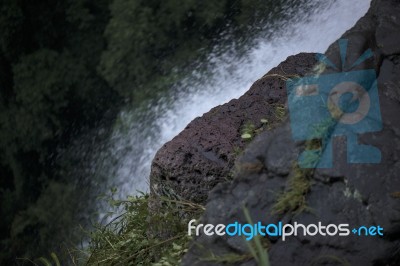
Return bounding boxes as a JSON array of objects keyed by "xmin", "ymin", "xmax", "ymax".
[{"xmin": 98, "ymin": 0, "xmax": 371, "ymax": 198}]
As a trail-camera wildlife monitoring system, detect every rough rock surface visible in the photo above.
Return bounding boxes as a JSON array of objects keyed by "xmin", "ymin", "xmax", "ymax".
[
  {"xmin": 181, "ymin": 0, "xmax": 400, "ymax": 265},
  {"xmin": 150, "ymin": 53, "xmax": 317, "ymax": 203}
]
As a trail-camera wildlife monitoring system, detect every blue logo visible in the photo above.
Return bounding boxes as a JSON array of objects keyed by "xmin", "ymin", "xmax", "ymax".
[{"xmin": 286, "ymin": 39, "xmax": 382, "ymax": 168}]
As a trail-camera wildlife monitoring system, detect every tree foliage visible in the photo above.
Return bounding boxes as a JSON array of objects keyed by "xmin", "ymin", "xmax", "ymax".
[{"xmin": 0, "ymin": 0, "xmax": 306, "ymax": 264}]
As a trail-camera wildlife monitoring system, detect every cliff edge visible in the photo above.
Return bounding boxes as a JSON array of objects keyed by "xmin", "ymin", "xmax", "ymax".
[{"xmin": 150, "ymin": 0, "xmax": 400, "ymax": 264}]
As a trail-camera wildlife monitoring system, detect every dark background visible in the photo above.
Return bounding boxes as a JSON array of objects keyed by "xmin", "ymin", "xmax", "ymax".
[{"xmin": 0, "ymin": 0, "xmax": 308, "ymax": 264}]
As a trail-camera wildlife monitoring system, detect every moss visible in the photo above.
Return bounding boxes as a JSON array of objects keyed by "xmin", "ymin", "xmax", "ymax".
[
  {"xmin": 272, "ymin": 165, "xmax": 312, "ymax": 215},
  {"xmin": 272, "ymin": 118, "xmax": 337, "ymax": 214},
  {"xmin": 233, "ymin": 146, "xmax": 244, "ymax": 157},
  {"xmin": 241, "ymin": 104, "xmax": 287, "ymax": 141},
  {"xmin": 273, "ymin": 104, "xmax": 286, "ymax": 122}
]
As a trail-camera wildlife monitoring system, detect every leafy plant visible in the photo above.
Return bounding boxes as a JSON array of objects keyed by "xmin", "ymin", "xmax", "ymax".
[
  {"xmin": 17, "ymin": 252, "xmax": 61, "ymax": 266},
  {"xmin": 86, "ymin": 193, "xmax": 204, "ymax": 266},
  {"xmin": 241, "ymin": 122, "xmax": 256, "ymax": 140},
  {"xmin": 37, "ymin": 253, "xmax": 61, "ymax": 266}
]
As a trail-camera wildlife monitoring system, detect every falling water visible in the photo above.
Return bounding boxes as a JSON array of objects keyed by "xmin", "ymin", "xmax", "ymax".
[{"xmin": 97, "ymin": 0, "xmax": 371, "ymax": 198}]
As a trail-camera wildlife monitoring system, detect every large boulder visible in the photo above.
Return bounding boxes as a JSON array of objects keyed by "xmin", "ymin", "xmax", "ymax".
[
  {"xmin": 182, "ymin": 0, "xmax": 400, "ymax": 265},
  {"xmin": 150, "ymin": 53, "xmax": 317, "ymax": 203}
]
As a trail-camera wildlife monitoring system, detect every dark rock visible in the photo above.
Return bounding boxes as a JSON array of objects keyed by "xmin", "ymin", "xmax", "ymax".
[
  {"xmin": 181, "ymin": 0, "xmax": 400, "ymax": 265},
  {"xmin": 150, "ymin": 54, "xmax": 317, "ymax": 203}
]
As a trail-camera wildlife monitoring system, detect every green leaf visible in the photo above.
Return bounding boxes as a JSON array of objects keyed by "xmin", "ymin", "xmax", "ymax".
[
  {"xmin": 50, "ymin": 253, "xmax": 60, "ymax": 266},
  {"xmin": 38, "ymin": 257, "xmax": 52, "ymax": 266},
  {"xmin": 241, "ymin": 133, "xmax": 252, "ymax": 139}
]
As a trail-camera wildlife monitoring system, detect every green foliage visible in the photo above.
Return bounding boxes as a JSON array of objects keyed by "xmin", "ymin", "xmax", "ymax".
[
  {"xmin": 202, "ymin": 207, "xmax": 271, "ymax": 265},
  {"xmin": 243, "ymin": 207, "xmax": 270, "ymax": 266},
  {"xmin": 99, "ymin": 0, "xmax": 226, "ymax": 100},
  {"xmin": 86, "ymin": 193, "xmax": 203, "ymax": 266},
  {"xmin": 11, "ymin": 50, "xmax": 79, "ymax": 149},
  {"xmin": 241, "ymin": 122, "xmax": 256, "ymax": 140},
  {"xmin": 0, "ymin": 0, "xmax": 315, "ymax": 264},
  {"xmin": 38, "ymin": 253, "xmax": 61, "ymax": 266},
  {"xmin": 17, "ymin": 252, "xmax": 62, "ymax": 266},
  {"xmin": 272, "ymin": 164, "xmax": 312, "ymax": 215},
  {"xmin": 0, "ymin": 0, "xmax": 117, "ymax": 263},
  {"xmin": 9, "ymin": 181, "xmax": 85, "ymax": 264},
  {"xmin": 273, "ymin": 103, "xmax": 286, "ymax": 122},
  {"xmin": 99, "ymin": 0, "xmax": 297, "ymax": 101},
  {"xmin": 272, "ymin": 116, "xmax": 336, "ymax": 214}
]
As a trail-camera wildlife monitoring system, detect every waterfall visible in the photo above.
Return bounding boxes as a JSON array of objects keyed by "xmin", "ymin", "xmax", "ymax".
[{"xmin": 98, "ymin": 0, "xmax": 371, "ymax": 198}]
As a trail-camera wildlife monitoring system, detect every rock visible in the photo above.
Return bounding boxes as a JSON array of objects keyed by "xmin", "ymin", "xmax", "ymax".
[
  {"xmin": 150, "ymin": 54, "xmax": 317, "ymax": 203},
  {"xmin": 181, "ymin": 0, "xmax": 400, "ymax": 265}
]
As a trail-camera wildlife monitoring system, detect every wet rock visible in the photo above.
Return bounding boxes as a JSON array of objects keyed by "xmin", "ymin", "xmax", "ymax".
[
  {"xmin": 182, "ymin": 0, "xmax": 400, "ymax": 265},
  {"xmin": 150, "ymin": 54, "xmax": 317, "ymax": 203}
]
